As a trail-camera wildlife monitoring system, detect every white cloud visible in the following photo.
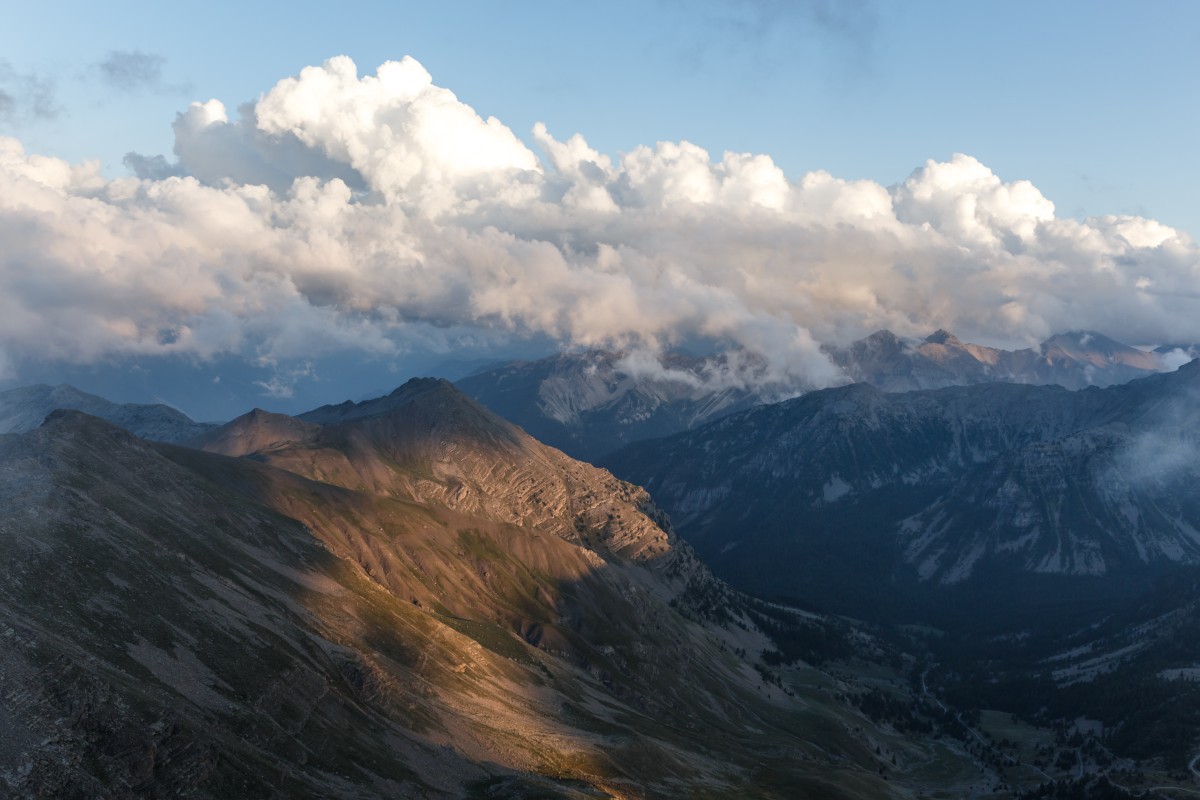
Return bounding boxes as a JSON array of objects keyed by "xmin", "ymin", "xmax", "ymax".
[
  {"xmin": 1161, "ymin": 347, "xmax": 1198, "ymax": 371},
  {"xmin": 892, "ymin": 153, "xmax": 1056, "ymax": 247},
  {"xmin": 1, "ymin": 55, "xmax": 1197, "ymax": 393},
  {"xmin": 192, "ymin": 56, "xmax": 542, "ymax": 215},
  {"xmin": 254, "ymin": 360, "xmax": 317, "ymax": 399}
]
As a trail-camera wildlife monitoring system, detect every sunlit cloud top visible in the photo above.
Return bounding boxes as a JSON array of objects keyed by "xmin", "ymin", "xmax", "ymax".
[{"xmin": 1, "ymin": 55, "xmax": 1198, "ymax": 393}]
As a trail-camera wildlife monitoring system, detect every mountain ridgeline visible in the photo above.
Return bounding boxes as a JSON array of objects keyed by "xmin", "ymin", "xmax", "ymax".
[
  {"xmin": 458, "ymin": 330, "xmax": 1169, "ymax": 462},
  {"xmin": 0, "ymin": 379, "xmax": 954, "ymax": 799},
  {"xmin": 604, "ymin": 360, "xmax": 1200, "ymax": 629},
  {"xmin": 824, "ymin": 328, "xmax": 1164, "ymax": 392},
  {"xmin": 0, "ymin": 383, "xmax": 216, "ymax": 443},
  {"xmin": 454, "ymin": 350, "xmax": 769, "ymax": 464}
]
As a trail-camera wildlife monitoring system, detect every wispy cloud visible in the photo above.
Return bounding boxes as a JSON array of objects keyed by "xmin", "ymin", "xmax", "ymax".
[
  {"xmin": 96, "ymin": 50, "xmax": 189, "ymax": 95},
  {"xmin": 0, "ymin": 60, "xmax": 60, "ymax": 123},
  {"xmin": 666, "ymin": 0, "xmax": 878, "ymax": 80},
  {"xmin": 715, "ymin": 0, "xmax": 877, "ymax": 46},
  {"xmin": 254, "ymin": 361, "xmax": 317, "ymax": 399}
]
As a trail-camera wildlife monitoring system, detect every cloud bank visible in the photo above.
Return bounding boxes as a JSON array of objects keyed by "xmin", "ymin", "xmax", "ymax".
[{"xmin": 2, "ymin": 55, "xmax": 1198, "ymax": 391}]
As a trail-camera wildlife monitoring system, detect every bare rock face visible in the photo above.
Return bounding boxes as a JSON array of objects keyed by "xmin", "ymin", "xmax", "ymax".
[{"xmin": 0, "ymin": 389, "xmax": 926, "ymax": 798}]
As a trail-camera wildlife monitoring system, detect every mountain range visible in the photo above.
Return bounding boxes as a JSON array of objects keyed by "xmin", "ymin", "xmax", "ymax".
[
  {"xmin": 824, "ymin": 329, "xmax": 1164, "ymax": 393},
  {"xmin": 458, "ymin": 330, "xmax": 1169, "ymax": 462},
  {"xmin": 4, "ymin": 327, "xmax": 1198, "ymax": 796},
  {"xmin": 0, "ymin": 383, "xmax": 215, "ymax": 443},
  {"xmin": 604, "ymin": 359, "xmax": 1200, "ymax": 630},
  {"xmin": 1, "ymin": 328, "xmax": 1164, "ymax": 467}
]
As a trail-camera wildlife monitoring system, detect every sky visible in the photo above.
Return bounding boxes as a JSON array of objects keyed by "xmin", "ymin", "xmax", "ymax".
[{"xmin": 1, "ymin": 1, "xmax": 1198, "ymax": 418}]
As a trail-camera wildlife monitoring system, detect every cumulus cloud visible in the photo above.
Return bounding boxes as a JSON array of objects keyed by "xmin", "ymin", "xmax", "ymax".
[{"xmin": 1, "ymin": 55, "xmax": 1198, "ymax": 393}]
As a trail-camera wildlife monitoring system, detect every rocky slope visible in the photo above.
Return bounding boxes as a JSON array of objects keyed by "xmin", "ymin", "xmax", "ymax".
[
  {"xmin": 0, "ymin": 383, "xmax": 215, "ymax": 443},
  {"xmin": 0, "ymin": 384, "xmax": 956, "ymax": 799},
  {"xmin": 604, "ymin": 360, "xmax": 1200, "ymax": 628}
]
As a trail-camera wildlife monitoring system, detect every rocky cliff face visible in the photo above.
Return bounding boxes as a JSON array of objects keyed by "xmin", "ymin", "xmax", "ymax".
[
  {"xmin": 605, "ymin": 361, "xmax": 1200, "ymax": 627},
  {"xmin": 0, "ymin": 387, "xmax": 930, "ymax": 799}
]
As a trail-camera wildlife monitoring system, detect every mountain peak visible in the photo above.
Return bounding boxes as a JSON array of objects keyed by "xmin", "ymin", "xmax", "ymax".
[
  {"xmin": 297, "ymin": 377, "xmax": 520, "ymax": 452},
  {"xmin": 387, "ymin": 376, "xmax": 454, "ymax": 397},
  {"xmin": 300, "ymin": 377, "xmax": 459, "ymax": 425},
  {"xmin": 1042, "ymin": 330, "xmax": 1125, "ymax": 352},
  {"xmin": 924, "ymin": 329, "xmax": 963, "ymax": 347},
  {"xmin": 198, "ymin": 407, "xmax": 319, "ymax": 458},
  {"xmin": 36, "ymin": 408, "xmax": 144, "ymax": 449},
  {"xmin": 1035, "ymin": 331, "xmax": 1163, "ymax": 375},
  {"xmin": 851, "ymin": 330, "xmax": 909, "ymax": 358},
  {"xmin": 864, "ymin": 329, "xmax": 903, "ymax": 344}
]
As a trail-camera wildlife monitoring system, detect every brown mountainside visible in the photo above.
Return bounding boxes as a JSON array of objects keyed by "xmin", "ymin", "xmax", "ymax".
[{"xmin": 0, "ymin": 383, "xmax": 965, "ymax": 798}]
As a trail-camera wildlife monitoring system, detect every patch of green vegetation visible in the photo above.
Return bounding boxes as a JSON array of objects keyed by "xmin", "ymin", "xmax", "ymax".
[
  {"xmin": 435, "ymin": 613, "xmax": 548, "ymax": 677},
  {"xmin": 457, "ymin": 528, "xmax": 506, "ymax": 560}
]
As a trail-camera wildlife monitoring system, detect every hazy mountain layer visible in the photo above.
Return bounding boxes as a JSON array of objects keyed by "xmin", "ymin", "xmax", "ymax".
[
  {"xmin": 824, "ymin": 329, "xmax": 1164, "ymax": 393},
  {"xmin": 605, "ymin": 361, "xmax": 1200, "ymax": 628},
  {"xmin": 454, "ymin": 351, "xmax": 769, "ymax": 464},
  {"xmin": 457, "ymin": 331, "xmax": 1166, "ymax": 463},
  {"xmin": 0, "ymin": 383, "xmax": 215, "ymax": 443}
]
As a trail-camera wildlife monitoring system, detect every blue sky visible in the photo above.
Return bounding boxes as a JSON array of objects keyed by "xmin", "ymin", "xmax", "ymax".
[
  {"xmin": 5, "ymin": 0, "xmax": 1198, "ymax": 232},
  {"xmin": 1, "ymin": 1, "xmax": 1199, "ymax": 419}
]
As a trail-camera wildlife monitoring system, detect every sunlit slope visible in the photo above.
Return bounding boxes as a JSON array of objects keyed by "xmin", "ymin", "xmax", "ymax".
[{"xmin": 0, "ymin": 391, "xmax": 950, "ymax": 797}]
